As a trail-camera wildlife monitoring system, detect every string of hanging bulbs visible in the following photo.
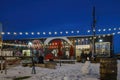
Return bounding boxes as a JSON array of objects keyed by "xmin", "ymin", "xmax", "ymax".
[{"xmin": 0, "ymin": 27, "xmax": 120, "ymax": 36}]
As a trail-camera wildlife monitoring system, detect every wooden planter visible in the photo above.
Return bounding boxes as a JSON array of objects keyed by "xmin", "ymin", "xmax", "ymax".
[{"xmin": 100, "ymin": 58, "xmax": 117, "ymax": 80}]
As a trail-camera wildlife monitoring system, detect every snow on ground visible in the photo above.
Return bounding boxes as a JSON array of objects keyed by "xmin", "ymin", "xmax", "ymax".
[{"xmin": 0, "ymin": 60, "xmax": 120, "ymax": 80}]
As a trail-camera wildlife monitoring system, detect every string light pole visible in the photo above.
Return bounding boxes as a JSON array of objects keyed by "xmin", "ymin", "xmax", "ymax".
[{"xmin": 92, "ymin": 6, "xmax": 96, "ymax": 57}]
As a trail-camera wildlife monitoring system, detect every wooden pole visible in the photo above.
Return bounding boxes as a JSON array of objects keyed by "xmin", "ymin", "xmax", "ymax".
[{"xmin": 92, "ymin": 6, "xmax": 96, "ymax": 57}]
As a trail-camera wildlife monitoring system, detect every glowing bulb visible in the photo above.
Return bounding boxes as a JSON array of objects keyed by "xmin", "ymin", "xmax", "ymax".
[
  {"xmin": 108, "ymin": 28, "xmax": 111, "ymax": 31},
  {"xmin": 37, "ymin": 32, "xmax": 40, "ymax": 35},
  {"xmin": 43, "ymin": 32, "xmax": 46, "ymax": 35},
  {"xmin": 93, "ymin": 29, "xmax": 96, "ymax": 32},
  {"xmin": 19, "ymin": 32, "xmax": 22, "ymax": 35},
  {"xmin": 103, "ymin": 29, "xmax": 106, "ymax": 31},
  {"xmin": 112, "ymin": 33, "xmax": 115, "ymax": 35},
  {"xmin": 7, "ymin": 32, "xmax": 10, "ymax": 35},
  {"xmin": 54, "ymin": 32, "xmax": 57, "ymax": 35},
  {"xmin": 25, "ymin": 32, "xmax": 28, "ymax": 35},
  {"xmin": 71, "ymin": 31, "xmax": 74, "ymax": 33},
  {"xmin": 14, "ymin": 32, "xmax": 17, "ymax": 35},
  {"xmin": 49, "ymin": 32, "xmax": 52, "ymax": 35},
  {"xmin": 118, "ymin": 32, "xmax": 120, "ymax": 34},
  {"xmin": 103, "ymin": 35, "xmax": 106, "ymax": 37},
  {"xmin": 31, "ymin": 32, "xmax": 34, "ymax": 35},
  {"xmin": 77, "ymin": 31, "xmax": 79, "ymax": 33},
  {"xmin": 66, "ymin": 31, "xmax": 68, "ymax": 34},
  {"xmin": 60, "ymin": 32, "xmax": 63, "ymax": 34},
  {"xmin": 114, "ymin": 28, "xmax": 116, "ymax": 30},
  {"xmin": 1, "ymin": 32, "xmax": 5, "ymax": 35},
  {"xmin": 98, "ymin": 29, "xmax": 101, "ymax": 32},
  {"xmin": 88, "ymin": 30, "xmax": 90, "ymax": 33}
]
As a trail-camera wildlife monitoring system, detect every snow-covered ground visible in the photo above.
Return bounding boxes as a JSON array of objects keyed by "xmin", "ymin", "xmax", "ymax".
[{"xmin": 0, "ymin": 60, "xmax": 120, "ymax": 80}]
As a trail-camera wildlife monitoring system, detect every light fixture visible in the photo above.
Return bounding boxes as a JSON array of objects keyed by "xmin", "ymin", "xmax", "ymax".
[
  {"xmin": 43, "ymin": 32, "xmax": 46, "ymax": 35},
  {"xmin": 98, "ymin": 29, "xmax": 101, "ymax": 32},
  {"xmin": 65, "ymin": 31, "xmax": 68, "ymax": 34},
  {"xmin": 98, "ymin": 36, "xmax": 101, "ymax": 38},
  {"xmin": 7, "ymin": 32, "xmax": 10, "ymax": 35},
  {"xmin": 60, "ymin": 31, "xmax": 63, "ymax": 34},
  {"xmin": 71, "ymin": 31, "xmax": 74, "ymax": 33},
  {"xmin": 49, "ymin": 32, "xmax": 52, "ymax": 35},
  {"xmin": 112, "ymin": 33, "xmax": 115, "ymax": 35},
  {"xmin": 88, "ymin": 30, "xmax": 90, "ymax": 33},
  {"xmin": 103, "ymin": 35, "xmax": 106, "ymax": 37},
  {"xmin": 31, "ymin": 32, "xmax": 34, "ymax": 35},
  {"xmin": 93, "ymin": 29, "xmax": 96, "ymax": 32},
  {"xmin": 1, "ymin": 32, "xmax": 5, "ymax": 35},
  {"xmin": 28, "ymin": 42, "xmax": 32, "ymax": 46},
  {"xmin": 54, "ymin": 32, "xmax": 57, "ymax": 35},
  {"xmin": 25, "ymin": 32, "xmax": 28, "ymax": 35},
  {"xmin": 114, "ymin": 28, "xmax": 116, "ymax": 30},
  {"xmin": 99, "ymin": 39, "xmax": 103, "ymax": 42},
  {"xmin": 89, "ymin": 37, "xmax": 92, "ymax": 40},
  {"xmin": 108, "ymin": 28, "xmax": 111, "ymax": 31},
  {"xmin": 37, "ymin": 32, "xmax": 40, "ymax": 35},
  {"xmin": 77, "ymin": 30, "xmax": 79, "ymax": 33},
  {"xmin": 119, "ymin": 27, "xmax": 120, "ymax": 30},
  {"xmin": 19, "ymin": 32, "xmax": 23, "ymax": 35},
  {"xmin": 117, "ymin": 32, "xmax": 120, "ymax": 34},
  {"xmin": 107, "ymin": 34, "xmax": 111, "ymax": 36},
  {"xmin": 103, "ymin": 29, "xmax": 106, "ymax": 31},
  {"xmin": 14, "ymin": 32, "xmax": 17, "ymax": 35}
]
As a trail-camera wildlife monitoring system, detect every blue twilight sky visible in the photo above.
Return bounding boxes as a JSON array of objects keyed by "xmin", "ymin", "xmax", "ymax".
[{"xmin": 0, "ymin": 0, "xmax": 120, "ymax": 53}]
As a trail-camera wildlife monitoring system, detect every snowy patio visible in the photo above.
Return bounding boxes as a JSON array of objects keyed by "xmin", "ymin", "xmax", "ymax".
[{"xmin": 0, "ymin": 60, "xmax": 120, "ymax": 80}]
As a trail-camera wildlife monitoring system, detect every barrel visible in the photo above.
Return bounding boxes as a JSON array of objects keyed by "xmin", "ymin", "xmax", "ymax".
[{"xmin": 100, "ymin": 58, "xmax": 117, "ymax": 80}]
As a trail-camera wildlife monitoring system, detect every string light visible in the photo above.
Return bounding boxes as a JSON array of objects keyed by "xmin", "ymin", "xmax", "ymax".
[
  {"xmin": 107, "ymin": 34, "xmax": 111, "ymax": 36},
  {"xmin": 7, "ymin": 32, "xmax": 10, "ymax": 35},
  {"xmin": 118, "ymin": 32, "xmax": 120, "ymax": 34},
  {"xmin": 1, "ymin": 27, "xmax": 120, "ymax": 37},
  {"xmin": 112, "ymin": 33, "xmax": 115, "ymax": 35},
  {"xmin": 31, "ymin": 32, "xmax": 34, "ymax": 35},
  {"xmin": 87, "ymin": 30, "xmax": 90, "ymax": 33},
  {"xmin": 93, "ymin": 29, "xmax": 96, "ymax": 32},
  {"xmin": 98, "ymin": 36, "xmax": 101, "ymax": 38},
  {"xmin": 66, "ymin": 31, "xmax": 68, "ymax": 34},
  {"xmin": 119, "ymin": 28, "xmax": 120, "ymax": 30},
  {"xmin": 37, "ymin": 32, "xmax": 40, "ymax": 35},
  {"xmin": 98, "ymin": 29, "xmax": 101, "ymax": 32},
  {"xmin": 43, "ymin": 32, "xmax": 46, "ymax": 35},
  {"xmin": 86, "ymin": 38, "xmax": 88, "ymax": 40},
  {"xmin": 49, "ymin": 32, "xmax": 52, "ymax": 35},
  {"xmin": 60, "ymin": 31, "xmax": 63, "ymax": 34},
  {"xmin": 108, "ymin": 28, "xmax": 111, "ymax": 31},
  {"xmin": 71, "ymin": 31, "xmax": 74, "ymax": 33},
  {"xmin": 19, "ymin": 32, "xmax": 23, "ymax": 35},
  {"xmin": 103, "ymin": 29, "xmax": 106, "ymax": 31},
  {"xmin": 77, "ymin": 30, "xmax": 79, "ymax": 33},
  {"xmin": 89, "ymin": 37, "xmax": 92, "ymax": 40},
  {"xmin": 1, "ymin": 32, "xmax": 5, "ymax": 35},
  {"xmin": 14, "ymin": 32, "xmax": 17, "ymax": 35},
  {"xmin": 114, "ymin": 28, "xmax": 116, "ymax": 30},
  {"xmin": 54, "ymin": 32, "xmax": 57, "ymax": 35},
  {"xmin": 25, "ymin": 32, "xmax": 28, "ymax": 35},
  {"xmin": 103, "ymin": 35, "xmax": 106, "ymax": 37}
]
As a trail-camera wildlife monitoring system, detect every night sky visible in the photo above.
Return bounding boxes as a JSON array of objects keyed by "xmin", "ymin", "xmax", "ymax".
[{"xmin": 0, "ymin": 0, "xmax": 120, "ymax": 54}]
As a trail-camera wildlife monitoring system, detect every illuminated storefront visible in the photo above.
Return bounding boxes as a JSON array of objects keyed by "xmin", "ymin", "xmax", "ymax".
[{"xmin": 2, "ymin": 35, "xmax": 113, "ymax": 59}]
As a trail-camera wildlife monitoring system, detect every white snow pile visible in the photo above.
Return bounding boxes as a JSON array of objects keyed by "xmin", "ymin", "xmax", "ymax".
[{"xmin": 0, "ymin": 60, "xmax": 120, "ymax": 80}]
